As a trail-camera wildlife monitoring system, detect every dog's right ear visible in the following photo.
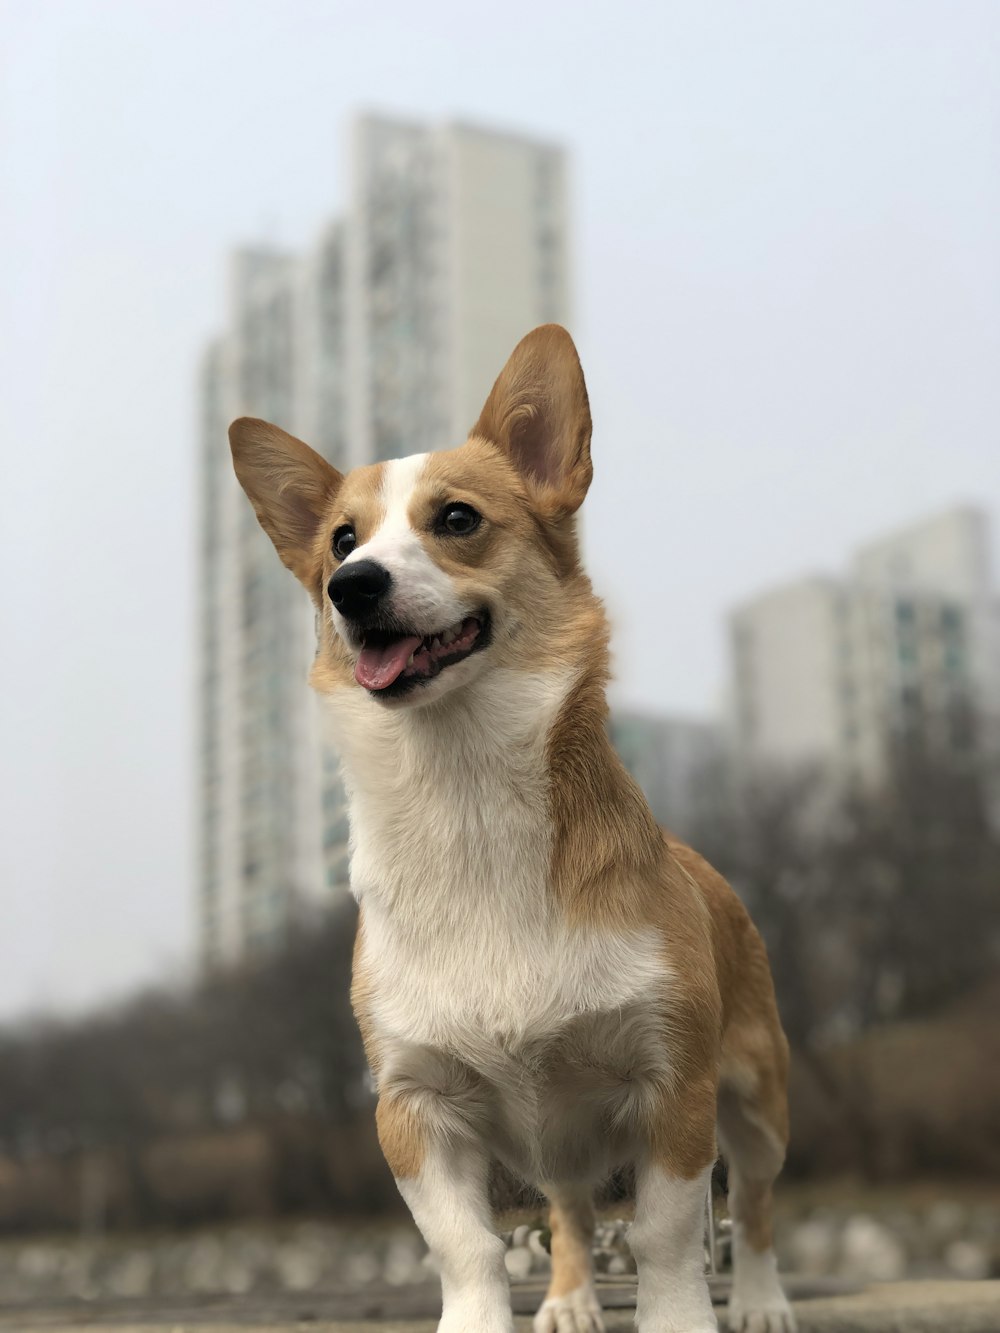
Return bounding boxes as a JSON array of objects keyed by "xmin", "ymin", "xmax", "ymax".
[{"xmin": 229, "ymin": 418, "xmax": 343, "ymax": 591}]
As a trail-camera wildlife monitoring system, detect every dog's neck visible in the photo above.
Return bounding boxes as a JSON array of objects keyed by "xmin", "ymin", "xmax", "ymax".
[
  {"xmin": 323, "ymin": 664, "xmax": 569, "ymax": 921},
  {"xmin": 323, "ymin": 590, "xmax": 662, "ymax": 921},
  {"xmin": 326, "ymin": 662, "xmax": 577, "ymax": 811}
]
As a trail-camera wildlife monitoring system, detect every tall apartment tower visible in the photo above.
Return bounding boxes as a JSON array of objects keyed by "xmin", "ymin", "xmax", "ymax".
[
  {"xmin": 198, "ymin": 115, "xmax": 571, "ymax": 968},
  {"xmin": 729, "ymin": 506, "xmax": 999, "ymax": 786},
  {"xmin": 346, "ymin": 117, "xmax": 569, "ymax": 464}
]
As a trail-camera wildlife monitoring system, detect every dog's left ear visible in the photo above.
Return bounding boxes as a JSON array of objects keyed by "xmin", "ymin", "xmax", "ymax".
[
  {"xmin": 472, "ymin": 324, "xmax": 592, "ymax": 517},
  {"xmin": 229, "ymin": 417, "xmax": 343, "ymax": 592}
]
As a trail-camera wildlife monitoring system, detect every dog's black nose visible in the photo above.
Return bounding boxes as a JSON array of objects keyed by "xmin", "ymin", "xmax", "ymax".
[{"xmin": 327, "ymin": 559, "xmax": 392, "ymax": 620}]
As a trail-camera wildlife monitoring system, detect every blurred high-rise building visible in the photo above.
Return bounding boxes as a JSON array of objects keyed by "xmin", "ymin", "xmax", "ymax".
[
  {"xmin": 609, "ymin": 712, "xmax": 724, "ymax": 839},
  {"xmin": 198, "ymin": 115, "xmax": 571, "ymax": 969},
  {"xmin": 729, "ymin": 506, "xmax": 1000, "ymax": 786},
  {"xmin": 346, "ymin": 117, "xmax": 569, "ymax": 465}
]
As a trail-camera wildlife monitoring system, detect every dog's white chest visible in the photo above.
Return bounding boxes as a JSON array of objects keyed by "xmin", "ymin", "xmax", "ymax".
[
  {"xmin": 360, "ymin": 892, "xmax": 671, "ymax": 1185},
  {"xmin": 329, "ymin": 669, "xmax": 674, "ymax": 1183},
  {"xmin": 339, "ymin": 669, "xmax": 614, "ymax": 1047},
  {"xmin": 330, "ymin": 668, "xmax": 668, "ymax": 1045},
  {"xmin": 360, "ymin": 882, "xmax": 671, "ymax": 1186},
  {"xmin": 361, "ymin": 886, "xmax": 665, "ymax": 1052}
]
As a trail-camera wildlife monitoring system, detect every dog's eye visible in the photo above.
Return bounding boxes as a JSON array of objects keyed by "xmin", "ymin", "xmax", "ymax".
[
  {"xmin": 332, "ymin": 524, "xmax": 357, "ymax": 560},
  {"xmin": 438, "ymin": 503, "xmax": 481, "ymax": 536}
]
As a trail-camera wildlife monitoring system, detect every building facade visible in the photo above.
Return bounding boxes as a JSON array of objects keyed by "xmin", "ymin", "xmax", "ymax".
[
  {"xmin": 345, "ymin": 117, "xmax": 570, "ymax": 466},
  {"xmin": 198, "ymin": 115, "xmax": 571, "ymax": 968},
  {"xmin": 729, "ymin": 506, "xmax": 998, "ymax": 786}
]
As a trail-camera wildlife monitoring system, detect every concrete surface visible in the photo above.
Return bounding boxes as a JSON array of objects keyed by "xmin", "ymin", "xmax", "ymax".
[{"xmin": 2, "ymin": 1282, "xmax": 998, "ymax": 1333}]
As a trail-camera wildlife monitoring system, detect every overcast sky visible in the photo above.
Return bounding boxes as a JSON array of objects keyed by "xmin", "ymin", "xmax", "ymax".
[{"xmin": 2, "ymin": 0, "xmax": 998, "ymax": 1019}]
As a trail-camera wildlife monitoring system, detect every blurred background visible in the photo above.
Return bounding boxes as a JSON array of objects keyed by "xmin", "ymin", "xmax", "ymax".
[{"xmin": 2, "ymin": 0, "xmax": 999, "ymax": 1317}]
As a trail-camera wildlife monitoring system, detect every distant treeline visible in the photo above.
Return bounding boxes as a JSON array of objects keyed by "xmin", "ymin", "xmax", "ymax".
[
  {"xmin": 690, "ymin": 741, "xmax": 1000, "ymax": 1050},
  {"xmin": 693, "ymin": 741, "xmax": 1000, "ymax": 1181},
  {"xmin": 0, "ymin": 903, "xmax": 397, "ymax": 1231},
  {"xmin": 0, "ymin": 744, "xmax": 997, "ymax": 1231}
]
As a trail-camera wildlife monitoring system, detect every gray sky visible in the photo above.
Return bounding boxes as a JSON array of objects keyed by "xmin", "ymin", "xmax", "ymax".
[{"xmin": 2, "ymin": 0, "xmax": 998, "ymax": 1018}]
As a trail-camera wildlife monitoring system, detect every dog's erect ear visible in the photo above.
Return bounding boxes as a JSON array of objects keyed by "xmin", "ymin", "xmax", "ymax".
[
  {"xmin": 471, "ymin": 324, "xmax": 592, "ymax": 516},
  {"xmin": 229, "ymin": 417, "xmax": 343, "ymax": 590}
]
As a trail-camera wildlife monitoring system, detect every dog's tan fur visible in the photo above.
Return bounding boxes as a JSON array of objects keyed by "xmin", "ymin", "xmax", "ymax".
[
  {"xmin": 230, "ymin": 326, "xmax": 794, "ymax": 1333},
  {"xmin": 547, "ymin": 1188, "xmax": 598, "ymax": 1298}
]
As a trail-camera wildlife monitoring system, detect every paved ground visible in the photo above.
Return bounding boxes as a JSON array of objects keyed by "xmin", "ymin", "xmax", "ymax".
[{"xmin": 2, "ymin": 1281, "xmax": 998, "ymax": 1333}]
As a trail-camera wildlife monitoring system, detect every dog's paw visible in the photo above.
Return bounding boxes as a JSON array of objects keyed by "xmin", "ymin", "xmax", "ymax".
[
  {"xmin": 726, "ymin": 1299, "xmax": 797, "ymax": 1333},
  {"xmin": 534, "ymin": 1284, "xmax": 606, "ymax": 1333}
]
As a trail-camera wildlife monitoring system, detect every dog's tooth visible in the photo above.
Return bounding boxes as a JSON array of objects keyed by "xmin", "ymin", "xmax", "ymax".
[
  {"xmin": 442, "ymin": 628, "xmax": 456, "ymax": 646},
  {"xmin": 407, "ymin": 652, "xmax": 415, "ymax": 666},
  {"xmin": 432, "ymin": 636, "xmax": 442, "ymax": 651}
]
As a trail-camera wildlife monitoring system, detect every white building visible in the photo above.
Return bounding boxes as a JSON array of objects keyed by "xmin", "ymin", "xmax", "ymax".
[
  {"xmin": 198, "ymin": 115, "xmax": 571, "ymax": 968},
  {"xmin": 345, "ymin": 116, "xmax": 569, "ymax": 465},
  {"xmin": 198, "ymin": 251, "xmax": 331, "ymax": 965},
  {"xmin": 729, "ymin": 506, "xmax": 998, "ymax": 786}
]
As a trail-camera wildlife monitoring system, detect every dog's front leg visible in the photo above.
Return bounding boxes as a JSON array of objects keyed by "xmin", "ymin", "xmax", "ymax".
[
  {"xmin": 629, "ymin": 1075, "xmax": 719, "ymax": 1333},
  {"xmin": 377, "ymin": 1094, "xmax": 513, "ymax": 1333}
]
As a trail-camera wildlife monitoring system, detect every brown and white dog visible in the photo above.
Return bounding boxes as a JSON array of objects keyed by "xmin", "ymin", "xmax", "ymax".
[{"xmin": 230, "ymin": 326, "xmax": 795, "ymax": 1333}]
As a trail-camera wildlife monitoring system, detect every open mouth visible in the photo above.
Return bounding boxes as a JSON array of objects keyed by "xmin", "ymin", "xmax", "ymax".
[{"xmin": 354, "ymin": 612, "xmax": 491, "ymax": 695}]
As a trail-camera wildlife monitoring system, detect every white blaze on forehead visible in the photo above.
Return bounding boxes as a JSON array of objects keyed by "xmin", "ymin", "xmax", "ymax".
[
  {"xmin": 375, "ymin": 452, "xmax": 429, "ymax": 537},
  {"xmin": 341, "ymin": 452, "xmax": 466, "ymax": 629}
]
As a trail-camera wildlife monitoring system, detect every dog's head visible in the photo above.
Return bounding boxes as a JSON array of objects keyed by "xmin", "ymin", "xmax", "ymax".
[{"xmin": 230, "ymin": 324, "xmax": 595, "ymax": 707}]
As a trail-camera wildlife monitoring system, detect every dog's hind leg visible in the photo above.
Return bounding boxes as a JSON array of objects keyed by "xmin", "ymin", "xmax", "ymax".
[
  {"xmin": 534, "ymin": 1184, "xmax": 604, "ymax": 1333},
  {"xmin": 717, "ymin": 1025, "xmax": 796, "ymax": 1333}
]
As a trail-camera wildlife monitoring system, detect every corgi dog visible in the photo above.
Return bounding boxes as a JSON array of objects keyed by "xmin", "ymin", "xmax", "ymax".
[{"xmin": 230, "ymin": 326, "xmax": 795, "ymax": 1333}]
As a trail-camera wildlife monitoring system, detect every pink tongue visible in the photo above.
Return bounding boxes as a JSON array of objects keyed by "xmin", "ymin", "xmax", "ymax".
[{"xmin": 355, "ymin": 635, "xmax": 422, "ymax": 691}]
